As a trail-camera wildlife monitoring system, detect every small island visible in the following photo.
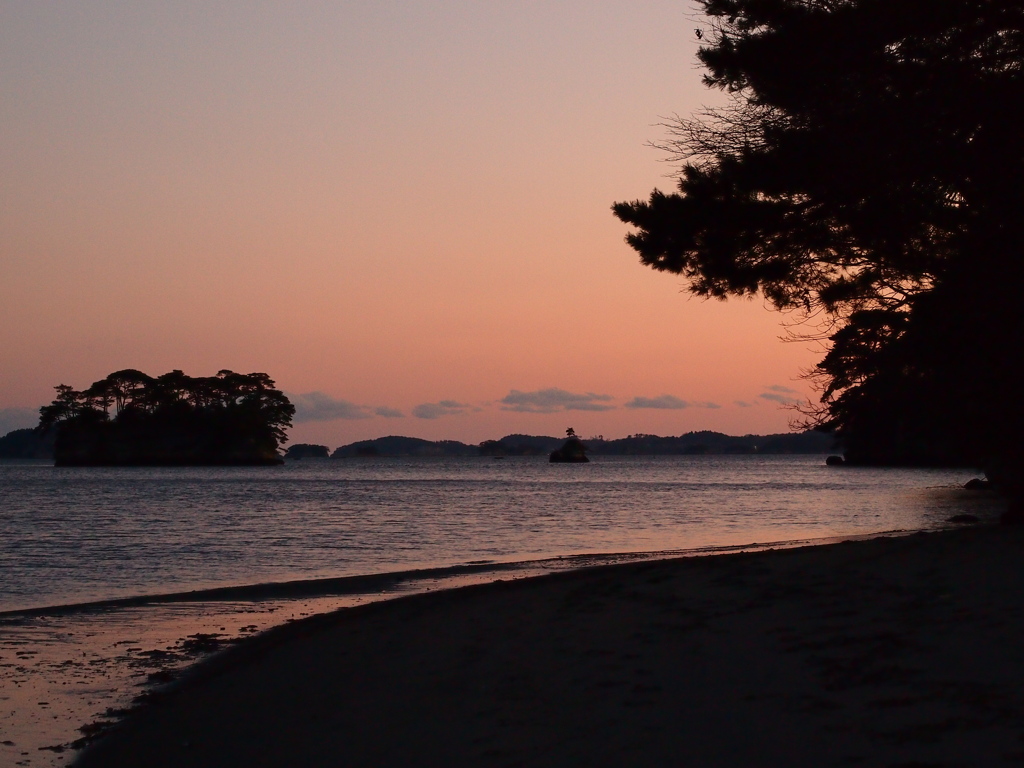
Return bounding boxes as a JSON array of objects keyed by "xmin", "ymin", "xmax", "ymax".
[
  {"xmin": 549, "ymin": 428, "xmax": 589, "ymax": 463},
  {"xmin": 38, "ymin": 369, "xmax": 294, "ymax": 466},
  {"xmin": 284, "ymin": 443, "xmax": 330, "ymax": 460}
]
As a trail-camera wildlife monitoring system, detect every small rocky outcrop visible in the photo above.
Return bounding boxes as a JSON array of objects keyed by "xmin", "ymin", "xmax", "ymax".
[{"xmin": 550, "ymin": 436, "xmax": 589, "ymax": 463}]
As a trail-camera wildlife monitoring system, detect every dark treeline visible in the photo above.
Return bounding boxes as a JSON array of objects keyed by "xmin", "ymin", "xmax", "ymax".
[
  {"xmin": 37, "ymin": 369, "xmax": 294, "ymax": 466},
  {"xmin": 326, "ymin": 430, "xmax": 834, "ymax": 459},
  {"xmin": 613, "ymin": 0, "xmax": 1024, "ymax": 503}
]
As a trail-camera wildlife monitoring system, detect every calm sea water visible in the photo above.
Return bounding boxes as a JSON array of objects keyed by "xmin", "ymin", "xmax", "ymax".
[
  {"xmin": 0, "ymin": 455, "xmax": 1001, "ymax": 614},
  {"xmin": 0, "ymin": 454, "xmax": 1005, "ymax": 765}
]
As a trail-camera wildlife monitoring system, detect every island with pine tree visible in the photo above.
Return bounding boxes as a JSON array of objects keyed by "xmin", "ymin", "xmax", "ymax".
[{"xmin": 36, "ymin": 369, "xmax": 294, "ymax": 466}]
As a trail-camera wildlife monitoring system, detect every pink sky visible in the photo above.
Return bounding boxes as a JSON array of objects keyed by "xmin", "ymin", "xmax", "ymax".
[{"xmin": 0, "ymin": 1, "xmax": 823, "ymax": 446}]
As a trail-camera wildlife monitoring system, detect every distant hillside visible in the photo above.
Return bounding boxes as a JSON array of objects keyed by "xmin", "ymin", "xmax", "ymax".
[{"xmin": 332, "ymin": 431, "xmax": 835, "ymax": 458}]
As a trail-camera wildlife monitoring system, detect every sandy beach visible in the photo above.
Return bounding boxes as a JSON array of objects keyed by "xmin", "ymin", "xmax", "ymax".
[{"xmin": 74, "ymin": 524, "xmax": 1024, "ymax": 767}]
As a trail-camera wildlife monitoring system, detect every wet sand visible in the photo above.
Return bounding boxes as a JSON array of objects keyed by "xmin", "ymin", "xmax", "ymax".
[
  {"xmin": 75, "ymin": 525, "xmax": 1024, "ymax": 767},
  {"xmin": 0, "ymin": 543, "xmax": 828, "ymax": 766}
]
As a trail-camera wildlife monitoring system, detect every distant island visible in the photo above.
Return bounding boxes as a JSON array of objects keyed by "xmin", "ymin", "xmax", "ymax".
[
  {"xmin": 0, "ymin": 427, "xmax": 55, "ymax": 459},
  {"xmin": 34, "ymin": 369, "xmax": 294, "ymax": 466},
  {"xmin": 283, "ymin": 443, "xmax": 331, "ymax": 460},
  {"xmin": 549, "ymin": 428, "xmax": 590, "ymax": 463},
  {"xmin": 331, "ymin": 436, "xmax": 481, "ymax": 458},
  {"xmin": 1, "ymin": 413, "xmax": 837, "ymax": 463},
  {"xmin": 328, "ymin": 430, "xmax": 836, "ymax": 458}
]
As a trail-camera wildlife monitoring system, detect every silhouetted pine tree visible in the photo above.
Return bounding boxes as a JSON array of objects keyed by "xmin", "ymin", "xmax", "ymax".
[{"xmin": 614, "ymin": 0, "xmax": 1024, "ymax": 496}]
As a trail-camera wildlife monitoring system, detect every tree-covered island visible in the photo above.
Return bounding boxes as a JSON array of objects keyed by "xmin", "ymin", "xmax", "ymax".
[{"xmin": 38, "ymin": 369, "xmax": 294, "ymax": 466}]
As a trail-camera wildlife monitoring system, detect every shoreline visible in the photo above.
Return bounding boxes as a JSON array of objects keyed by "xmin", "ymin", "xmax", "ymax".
[
  {"xmin": 0, "ymin": 529, "xmax": 919, "ymax": 618},
  {"xmin": 0, "ymin": 528, "xmax": 954, "ymax": 766},
  {"xmin": 73, "ymin": 524, "xmax": 1024, "ymax": 767}
]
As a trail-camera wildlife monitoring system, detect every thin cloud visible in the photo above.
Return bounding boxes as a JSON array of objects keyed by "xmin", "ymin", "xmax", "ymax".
[
  {"xmin": 760, "ymin": 392, "xmax": 800, "ymax": 405},
  {"xmin": 290, "ymin": 392, "xmax": 371, "ymax": 422},
  {"xmin": 625, "ymin": 395, "xmax": 689, "ymax": 410},
  {"xmin": 759, "ymin": 384, "xmax": 801, "ymax": 405},
  {"xmin": 500, "ymin": 388, "xmax": 615, "ymax": 414},
  {"xmin": 734, "ymin": 400, "xmax": 755, "ymax": 408},
  {"xmin": 374, "ymin": 406, "xmax": 404, "ymax": 418},
  {"xmin": 0, "ymin": 406, "xmax": 39, "ymax": 435},
  {"xmin": 412, "ymin": 400, "xmax": 468, "ymax": 419}
]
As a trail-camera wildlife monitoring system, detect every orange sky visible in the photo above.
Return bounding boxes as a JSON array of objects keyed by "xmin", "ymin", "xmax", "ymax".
[{"xmin": 0, "ymin": 1, "xmax": 823, "ymax": 446}]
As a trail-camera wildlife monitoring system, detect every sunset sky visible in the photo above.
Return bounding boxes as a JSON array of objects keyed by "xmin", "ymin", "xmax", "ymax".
[{"xmin": 1, "ymin": 1, "xmax": 822, "ymax": 446}]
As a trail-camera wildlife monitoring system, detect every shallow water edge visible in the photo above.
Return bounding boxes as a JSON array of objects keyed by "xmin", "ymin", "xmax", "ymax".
[{"xmin": 0, "ymin": 527, "xmax": 940, "ymax": 768}]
